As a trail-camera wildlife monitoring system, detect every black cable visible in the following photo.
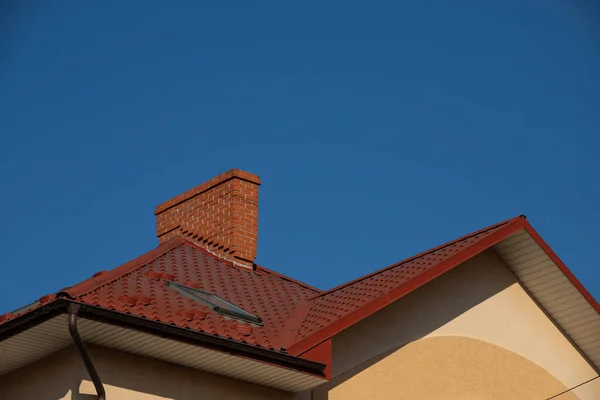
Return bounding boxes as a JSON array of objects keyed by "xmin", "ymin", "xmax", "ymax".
[{"xmin": 544, "ymin": 375, "xmax": 600, "ymax": 400}]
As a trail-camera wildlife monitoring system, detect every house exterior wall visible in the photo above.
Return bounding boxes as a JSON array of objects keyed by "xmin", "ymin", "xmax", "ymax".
[
  {"xmin": 0, "ymin": 346, "xmax": 78, "ymax": 400},
  {"xmin": 311, "ymin": 249, "xmax": 600, "ymax": 400},
  {"xmin": 0, "ymin": 344, "xmax": 294, "ymax": 400}
]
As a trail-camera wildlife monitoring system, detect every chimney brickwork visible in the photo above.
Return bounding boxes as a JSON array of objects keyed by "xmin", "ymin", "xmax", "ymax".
[{"xmin": 155, "ymin": 169, "xmax": 261, "ymax": 268}]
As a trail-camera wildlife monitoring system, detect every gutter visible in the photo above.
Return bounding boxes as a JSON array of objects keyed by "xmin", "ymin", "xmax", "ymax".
[
  {"xmin": 76, "ymin": 302, "xmax": 326, "ymax": 375},
  {"xmin": 0, "ymin": 299, "xmax": 68, "ymax": 341},
  {"xmin": 0, "ymin": 299, "xmax": 327, "ymax": 377},
  {"xmin": 67, "ymin": 303, "xmax": 106, "ymax": 400}
]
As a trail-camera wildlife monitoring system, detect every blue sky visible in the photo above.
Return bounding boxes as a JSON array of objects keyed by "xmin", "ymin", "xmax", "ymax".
[{"xmin": 1, "ymin": 1, "xmax": 599, "ymax": 314}]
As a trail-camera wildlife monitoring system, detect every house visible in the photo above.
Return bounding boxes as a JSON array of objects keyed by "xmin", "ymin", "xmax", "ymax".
[{"xmin": 1, "ymin": 168, "xmax": 599, "ymax": 399}]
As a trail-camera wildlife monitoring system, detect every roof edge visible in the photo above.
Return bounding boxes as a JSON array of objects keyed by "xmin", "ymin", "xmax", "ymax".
[
  {"xmin": 0, "ymin": 299, "xmax": 69, "ymax": 342},
  {"xmin": 75, "ymin": 302, "xmax": 327, "ymax": 377},
  {"xmin": 287, "ymin": 217, "xmax": 528, "ymax": 355},
  {"xmin": 63, "ymin": 236, "xmax": 186, "ymax": 298},
  {"xmin": 522, "ymin": 221, "xmax": 600, "ymax": 313},
  {"xmin": 308, "ymin": 215, "xmax": 524, "ymax": 301},
  {"xmin": 0, "ymin": 299, "xmax": 327, "ymax": 378}
]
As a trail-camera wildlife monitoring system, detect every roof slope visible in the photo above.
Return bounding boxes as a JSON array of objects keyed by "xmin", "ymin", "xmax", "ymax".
[
  {"xmin": 294, "ymin": 217, "xmax": 518, "ymax": 343},
  {"xmin": 1, "ymin": 237, "xmax": 320, "ymax": 351},
  {"xmin": 287, "ymin": 216, "xmax": 600, "ymax": 358}
]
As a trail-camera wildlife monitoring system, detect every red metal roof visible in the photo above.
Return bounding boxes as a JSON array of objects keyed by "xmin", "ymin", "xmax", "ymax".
[
  {"xmin": 293, "ymin": 217, "xmax": 519, "ymax": 343},
  {"xmin": 76, "ymin": 237, "xmax": 320, "ymax": 350},
  {"xmin": 286, "ymin": 216, "xmax": 600, "ymax": 356},
  {"xmin": 0, "ymin": 237, "xmax": 320, "ymax": 351},
  {"xmin": 3, "ymin": 215, "xmax": 599, "ymax": 368}
]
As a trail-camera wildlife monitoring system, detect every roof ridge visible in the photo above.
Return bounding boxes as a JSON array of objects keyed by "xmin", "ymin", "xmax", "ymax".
[
  {"xmin": 275, "ymin": 299, "xmax": 315, "ymax": 351},
  {"xmin": 182, "ymin": 239, "xmax": 322, "ymax": 294},
  {"xmin": 307, "ymin": 215, "xmax": 525, "ymax": 300},
  {"xmin": 62, "ymin": 236, "xmax": 186, "ymax": 298},
  {"xmin": 255, "ymin": 264, "xmax": 322, "ymax": 294}
]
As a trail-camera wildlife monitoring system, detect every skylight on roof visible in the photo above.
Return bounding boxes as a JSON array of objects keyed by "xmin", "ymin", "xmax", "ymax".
[{"xmin": 166, "ymin": 281, "xmax": 262, "ymax": 325}]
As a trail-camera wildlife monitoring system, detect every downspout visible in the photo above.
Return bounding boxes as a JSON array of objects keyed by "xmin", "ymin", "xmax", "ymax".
[{"xmin": 67, "ymin": 303, "xmax": 106, "ymax": 400}]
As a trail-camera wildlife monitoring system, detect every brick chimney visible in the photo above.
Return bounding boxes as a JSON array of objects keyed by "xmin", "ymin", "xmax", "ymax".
[{"xmin": 155, "ymin": 169, "xmax": 261, "ymax": 268}]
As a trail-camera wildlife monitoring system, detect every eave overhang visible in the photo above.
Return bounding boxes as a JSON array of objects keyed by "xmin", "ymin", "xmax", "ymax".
[{"xmin": 0, "ymin": 299, "xmax": 328, "ymax": 392}]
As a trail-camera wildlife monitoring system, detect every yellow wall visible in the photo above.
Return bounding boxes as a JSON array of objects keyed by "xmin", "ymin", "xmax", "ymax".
[
  {"xmin": 325, "ymin": 336, "xmax": 578, "ymax": 400},
  {"xmin": 0, "ymin": 346, "xmax": 77, "ymax": 400},
  {"xmin": 0, "ymin": 345, "xmax": 294, "ymax": 400},
  {"xmin": 312, "ymin": 249, "xmax": 600, "ymax": 400}
]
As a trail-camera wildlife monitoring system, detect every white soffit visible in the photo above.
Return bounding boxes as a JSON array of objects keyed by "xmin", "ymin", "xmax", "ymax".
[
  {"xmin": 0, "ymin": 315, "xmax": 71, "ymax": 376},
  {"xmin": 0, "ymin": 315, "xmax": 326, "ymax": 392},
  {"xmin": 494, "ymin": 229, "xmax": 600, "ymax": 369}
]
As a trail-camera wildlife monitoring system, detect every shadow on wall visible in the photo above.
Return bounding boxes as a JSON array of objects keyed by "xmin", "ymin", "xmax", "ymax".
[
  {"xmin": 0, "ymin": 344, "xmax": 293, "ymax": 400},
  {"xmin": 83, "ymin": 345, "xmax": 292, "ymax": 400},
  {"xmin": 312, "ymin": 336, "xmax": 581, "ymax": 400},
  {"xmin": 73, "ymin": 394, "xmax": 96, "ymax": 400},
  {"xmin": 0, "ymin": 346, "xmax": 88, "ymax": 400}
]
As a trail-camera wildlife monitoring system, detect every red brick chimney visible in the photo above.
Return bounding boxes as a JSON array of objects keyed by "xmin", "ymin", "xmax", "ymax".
[{"xmin": 155, "ymin": 169, "xmax": 261, "ymax": 268}]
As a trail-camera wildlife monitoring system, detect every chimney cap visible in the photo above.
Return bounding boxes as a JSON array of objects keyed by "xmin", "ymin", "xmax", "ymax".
[{"xmin": 154, "ymin": 168, "xmax": 261, "ymax": 215}]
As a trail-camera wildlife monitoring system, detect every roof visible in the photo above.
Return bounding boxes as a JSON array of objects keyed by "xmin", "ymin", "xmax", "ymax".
[
  {"xmin": 69, "ymin": 238, "xmax": 319, "ymax": 350},
  {"xmin": 286, "ymin": 215, "xmax": 600, "ymax": 363},
  {"xmin": 2, "ymin": 215, "xmax": 599, "ymax": 376},
  {"xmin": 293, "ymin": 216, "xmax": 518, "ymax": 344},
  {"xmin": 0, "ymin": 237, "xmax": 320, "ymax": 352}
]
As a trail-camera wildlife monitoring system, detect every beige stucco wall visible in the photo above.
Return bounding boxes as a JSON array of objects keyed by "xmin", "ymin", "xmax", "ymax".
[
  {"xmin": 0, "ymin": 344, "xmax": 294, "ymax": 400},
  {"xmin": 312, "ymin": 249, "xmax": 600, "ymax": 400},
  {"xmin": 325, "ymin": 336, "xmax": 579, "ymax": 400},
  {"xmin": 0, "ymin": 346, "xmax": 78, "ymax": 400}
]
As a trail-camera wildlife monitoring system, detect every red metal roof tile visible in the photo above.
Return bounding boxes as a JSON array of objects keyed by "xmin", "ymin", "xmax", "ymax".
[
  {"xmin": 52, "ymin": 238, "xmax": 321, "ymax": 350},
  {"xmin": 289, "ymin": 216, "xmax": 524, "ymax": 350}
]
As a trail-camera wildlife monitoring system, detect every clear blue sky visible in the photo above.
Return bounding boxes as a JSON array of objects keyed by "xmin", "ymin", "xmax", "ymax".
[{"xmin": 1, "ymin": 1, "xmax": 599, "ymax": 314}]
